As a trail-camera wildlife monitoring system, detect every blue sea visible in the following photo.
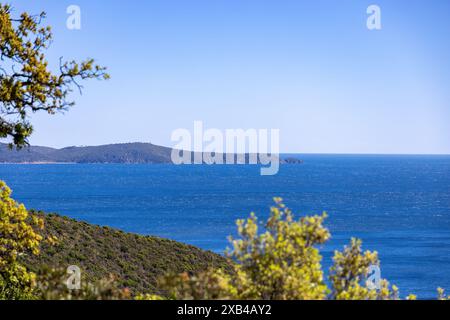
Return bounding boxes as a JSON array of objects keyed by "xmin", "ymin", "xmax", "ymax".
[{"xmin": 0, "ymin": 154, "xmax": 449, "ymax": 299}]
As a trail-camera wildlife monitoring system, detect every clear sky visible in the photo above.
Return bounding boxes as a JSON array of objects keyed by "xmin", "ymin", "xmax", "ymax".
[{"xmin": 7, "ymin": 0, "xmax": 450, "ymax": 154}]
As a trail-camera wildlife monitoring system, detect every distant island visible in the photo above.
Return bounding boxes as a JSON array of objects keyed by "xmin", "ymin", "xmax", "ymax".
[{"xmin": 0, "ymin": 142, "xmax": 303, "ymax": 164}]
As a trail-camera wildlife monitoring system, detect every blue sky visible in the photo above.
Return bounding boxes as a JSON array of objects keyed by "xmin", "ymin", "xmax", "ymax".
[{"xmin": 7, "ymin": 0, "xmax": 450, "ymax": 153}]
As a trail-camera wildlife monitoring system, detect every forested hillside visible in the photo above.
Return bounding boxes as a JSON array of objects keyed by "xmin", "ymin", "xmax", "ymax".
[{"xmin": 22, "ymin": 212, "xmax": 232, "ymax": 294}]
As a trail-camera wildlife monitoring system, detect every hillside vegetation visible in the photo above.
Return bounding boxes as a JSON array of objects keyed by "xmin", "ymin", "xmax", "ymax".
[{"xmin": 21, "ymin": 211, "xmax": 232, "ymax": 294}]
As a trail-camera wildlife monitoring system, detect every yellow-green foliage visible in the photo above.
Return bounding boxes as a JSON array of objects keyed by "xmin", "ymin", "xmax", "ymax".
[
  {"xmin": 0, "ymin": 5, "xmax": 108, "ymax": 148},
  {"xmin": 330, "ymin": 238, "xmax": 399, "ymax": 300},
  {"xmin": 226, "ymin": 198, "xmax": 330, "ymax": 299},
  {"xmin": 0, "ymin": 180, "xmax": 43, "ymax": 299}
]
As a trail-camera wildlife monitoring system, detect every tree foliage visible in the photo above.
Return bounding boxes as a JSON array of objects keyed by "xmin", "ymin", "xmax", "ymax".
[
  {"xmin": 330, "ymin": 238, "xmax": 399, "ymax": 300},
  {"xmin": 224, "ymin": 198, "xmax": 330, "ymax": 299},
  {"xmin": 0, "ymin": 4, "xmax": 109, "ymax": 147},
  {"xmin": 0, "ymin": 180, "xmax": 43, "ymax": 299}
]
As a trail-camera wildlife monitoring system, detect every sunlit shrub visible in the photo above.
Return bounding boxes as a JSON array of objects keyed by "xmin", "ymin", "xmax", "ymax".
[{"xmin": 0, "ymin": 180, "xmax": 44, "ymax": 299}]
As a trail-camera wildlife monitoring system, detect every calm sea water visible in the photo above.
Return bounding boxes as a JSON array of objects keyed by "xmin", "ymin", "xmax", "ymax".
[{"xmin": 0, "ymin": 154, "xmax": 449, "ymax": 298}]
